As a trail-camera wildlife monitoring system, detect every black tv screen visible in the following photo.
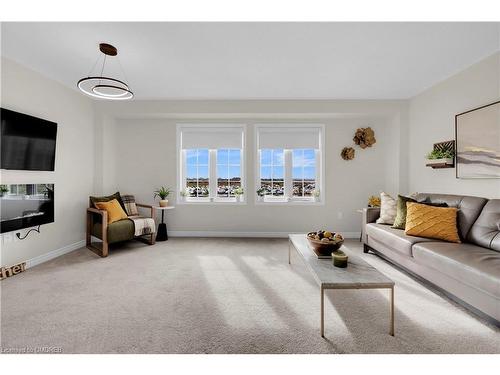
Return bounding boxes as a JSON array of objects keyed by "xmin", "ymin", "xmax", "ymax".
[
  {"xmin": 0, "ymin": 184, "xmax": 55, "ymax": 234},
  {"xmin": 1, "ymin": 108, "xmax": 57, "ymax": 171}
]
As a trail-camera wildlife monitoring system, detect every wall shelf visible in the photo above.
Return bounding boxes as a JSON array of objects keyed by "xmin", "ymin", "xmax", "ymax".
[{"xmin": 425, "ymin": 140, "xmax": 455, "ymax": 169}]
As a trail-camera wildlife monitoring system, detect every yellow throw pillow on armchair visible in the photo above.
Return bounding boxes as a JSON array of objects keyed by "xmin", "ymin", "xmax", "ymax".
[
  {"xmin": 94, "ymin": 199, "xmax": 129, "ymax": 224},
  {"xmin": 405, "ymin": 202, "xmax": 461, "ymax": 243}
]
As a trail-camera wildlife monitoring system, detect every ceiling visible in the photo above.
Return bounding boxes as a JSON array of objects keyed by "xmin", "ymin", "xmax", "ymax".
[{"xmin": 1, "ymin": 22, "xmax": 499, "ymax": 100}]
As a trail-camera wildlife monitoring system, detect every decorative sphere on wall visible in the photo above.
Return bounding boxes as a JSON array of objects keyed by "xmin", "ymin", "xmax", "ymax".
[
  {"xmin": 353, "ymin": 127, "xmax": 376, "ymax": 149},
  {"xmin": 341, "ymin": 147, "xmax": 355, "ymax": 160}
]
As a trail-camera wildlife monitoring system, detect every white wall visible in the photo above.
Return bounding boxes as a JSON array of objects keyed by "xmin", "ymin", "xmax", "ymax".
[
  {"xmin": 0, "ymin": 58, "xmax": 95, "ymax": 266},
  {"xmin": 408, "ymin": 52, "xmax": 500, "ymax": 198},
  {"xmin": 94, "ymin": 100, "xmax": 408, "ymax": 235}
]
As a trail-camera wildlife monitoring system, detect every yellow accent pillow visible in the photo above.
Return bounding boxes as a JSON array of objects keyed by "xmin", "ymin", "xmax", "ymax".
[
  {"xmin": 94, "ymin": 199, "xmax": 128, "ymax": 224},
  {"xmin": 405, "ymin": 202, "xmax": 461, "ymax": 243}
]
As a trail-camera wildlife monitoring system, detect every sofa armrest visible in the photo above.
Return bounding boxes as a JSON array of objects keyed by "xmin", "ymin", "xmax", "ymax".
[
  {"xmin": 363, "ymin": 207, "xmax": 380, "ymax": 224},
  {"xmin": 136, "ymin": 203, "xmax": 155, "ymax": 218},
  {"xmin": 87, "ymin": 207, "xmax": 106, "ymax": 216},
  {"xmin": 362, "ymin": 207, "xmax": 380, "ymax": 244}
]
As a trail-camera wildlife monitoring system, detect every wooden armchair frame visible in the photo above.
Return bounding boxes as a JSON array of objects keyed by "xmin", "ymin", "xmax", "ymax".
[{"xmin": 86, "ymin": 202, "xmax": 156, "ymax": 257}]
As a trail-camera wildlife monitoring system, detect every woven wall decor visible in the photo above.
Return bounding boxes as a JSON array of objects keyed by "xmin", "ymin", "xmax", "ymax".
[
  {"xmin": 341, "ymin": 147, "xmax": 355, "ymax": 160},
  {"xmin": 353, "ymin": 127, "xmax": 376, "ymax": 149}
]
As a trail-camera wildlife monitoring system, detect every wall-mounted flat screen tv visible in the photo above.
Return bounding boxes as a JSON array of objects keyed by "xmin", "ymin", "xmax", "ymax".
[
  {"xmin": 0, "ymin": 184, "xmax": 55, "ymax": 234},
  {"xmin": 1, "ymin": 108, "xmax": 57, "ymax": 171}
]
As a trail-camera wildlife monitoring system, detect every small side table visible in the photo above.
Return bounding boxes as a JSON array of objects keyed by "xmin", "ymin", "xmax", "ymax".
[{"xmin": 155, "ymin": 206, "xmax": 175, "ymax": 241}]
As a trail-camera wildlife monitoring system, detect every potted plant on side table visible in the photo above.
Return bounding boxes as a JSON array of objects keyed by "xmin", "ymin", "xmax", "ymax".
[{"xmin": 154, "ymin": 186, "xmax": 173, "ymax": 207}]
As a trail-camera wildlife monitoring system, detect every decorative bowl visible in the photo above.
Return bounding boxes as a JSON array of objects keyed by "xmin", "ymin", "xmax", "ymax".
[{"xmin": 306, "ymin": 231, "xmax": 344, "ymax": 257}]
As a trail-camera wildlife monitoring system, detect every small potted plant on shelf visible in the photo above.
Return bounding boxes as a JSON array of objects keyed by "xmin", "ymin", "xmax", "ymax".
[
  {"xmin": 312, "ymin": 189, "xmax": 321, "ymax": 202},
  {"xmin": 154, "ymin": 186, "xmax": 173, "ymax": 207},
  {"xmin": 233, "ymin": 187, "xmax": 244, "ymax": 202},
  {"xmin": 256, "ymin": 187, "xmax": 267, "ymax": 202},
  {"xmin": 425, "ymin": 149, "xmax": 454, "ymax": 167}
]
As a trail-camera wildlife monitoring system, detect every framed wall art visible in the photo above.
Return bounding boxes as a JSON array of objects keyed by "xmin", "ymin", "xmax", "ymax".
[{"xmin": 455, "ymin": 100, "xmax": 500, "ymax": 179}]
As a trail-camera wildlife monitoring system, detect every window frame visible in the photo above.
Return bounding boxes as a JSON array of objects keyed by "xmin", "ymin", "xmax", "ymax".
[
  {"xmin": 254, "ymin": 124, "xmax": 325, "ymax": 206},
  {"xmin": 176, "ymin": 124, "xmax": 246, "ymax": 205}
]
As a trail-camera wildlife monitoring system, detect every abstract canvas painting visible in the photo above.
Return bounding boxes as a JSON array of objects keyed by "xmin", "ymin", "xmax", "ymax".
[{"xmin": 456, "ymin": 101, "xmax": 500, "ymax": 178}]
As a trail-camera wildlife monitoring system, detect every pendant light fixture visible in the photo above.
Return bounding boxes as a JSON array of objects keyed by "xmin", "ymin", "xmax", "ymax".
[{"xmin": 77, "ymin": 43, "xmax": 133, "ymax": 100}]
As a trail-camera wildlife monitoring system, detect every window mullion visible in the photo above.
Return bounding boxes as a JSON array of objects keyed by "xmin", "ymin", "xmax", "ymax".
[
  {"xmin": 181, "ymin": 150, "xmax": 187, "ymax": 196},
  {"xmin": 284, "ymin": 149, "xmax": 293, "ymax": 200},
  {"xmin": 315, "ymin": 149, "xmax": 321, "ymax": 200},
  {"xmin": 209, "ymin": 149, "xmax": 217, "ymax": 201}
]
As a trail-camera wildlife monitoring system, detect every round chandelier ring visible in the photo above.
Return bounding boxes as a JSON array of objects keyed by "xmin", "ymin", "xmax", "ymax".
[
  {"xmin": 77, "ymin": 76, "xmax": 134, "ymax": 100},
  {"xmin": 77, "ymin": 43, "xmax": 133, "ymax": 101},
  {"xmin": 92, "ymin": 84, "xmax": 130, "ymax": 98}
]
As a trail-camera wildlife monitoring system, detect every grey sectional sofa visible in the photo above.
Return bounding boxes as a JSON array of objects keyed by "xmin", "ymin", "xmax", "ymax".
[{"xmin": 362, "ymin": 193, "xmax": 500, "ymax": 325}]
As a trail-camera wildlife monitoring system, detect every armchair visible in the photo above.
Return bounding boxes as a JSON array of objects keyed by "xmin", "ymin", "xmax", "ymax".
[{"xmin": 86, "ymin": 196, "xmax": 155, "ymax": 257}]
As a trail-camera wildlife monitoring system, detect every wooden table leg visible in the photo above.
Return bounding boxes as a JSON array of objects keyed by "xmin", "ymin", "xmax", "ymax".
[
  {"xmin": 390, "ymin": 286, "xmax": 395, "ymax": 336},
  {"xmin": 320, "ymin": 285, "xmax": 325, "ymax": 337}
]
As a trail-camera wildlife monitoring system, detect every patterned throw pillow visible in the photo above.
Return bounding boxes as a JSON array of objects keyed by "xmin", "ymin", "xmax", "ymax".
[
  {"xmin": 376, "ymin": 192, "xmax": 397, "ymax": 225},
  {"xmin": 405, "ymin": 202, "xmax": 461, "ymax": 243},
  {"xmin": 392, "ymin": 195, "xmax": 417, "ymax": 229},
  {"xmin": 94, "ymin": 199, "xmax": 129, "ymax": 224},
  {"xmin": 121, "ymin": 194, "xmax": 139, "ymax": 216}
]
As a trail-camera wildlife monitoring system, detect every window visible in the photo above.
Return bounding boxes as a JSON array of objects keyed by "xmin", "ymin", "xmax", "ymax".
[
  {"xmin": 186, "ymin": 149, "xmax": 209, "ymax": 198},
  {"xmin": 256, "ymin": 125, "xmax": 323, "ymax": 203},
  {"xmin": 217, "ymin": 149, "xmax": 241, "ymax": 197},
  {"xmin": 178, "ymin": 124, "xmax": 245, "ymax": 203},
  {"xmin": 292, "ymin": 149, "xmax": 316, "ymax": 197},
  {"xmin": 260, "ymin": 149, "xmax": 284, "ymax": 197}
]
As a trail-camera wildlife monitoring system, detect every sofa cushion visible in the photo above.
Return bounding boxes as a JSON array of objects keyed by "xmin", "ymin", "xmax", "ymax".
[
  {"xmin": 392, "ymin": 195, "xmax": 417, "ymax": 229},
  {"xmin": 376, "ymin": 192, "xmax": 397, "ymax": 225},
  {"xmin": 405, "ymin": 203, "xmax": 461, "ymax": 243},
  {"xmin": 366, "ymin": 223, "xmax": 434, "ymax": 257},
  {"xmin": 467, "ymin": 199, "xmax": 500, "ymax": 252},
  {"xmin": 90, "ymin": 191, "xmax": 125, "ymax": 211},
  {"xmin": 94, "ymin": 199, "xmax": 129, "ymax": 224},
  {"xmin": 92, "ymin": 218, "xmax": 135, "ymax": 244},
  {"xmin": 415, "ymin": 193, "xmax": 488, "ymax": 240},
  {"xmin": 412, "ymin": 241, "xmax": 500, "ymax": 298}
]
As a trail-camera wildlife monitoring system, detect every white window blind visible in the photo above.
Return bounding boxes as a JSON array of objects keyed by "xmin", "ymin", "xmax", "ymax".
[
  {"xmin": 257, "ymin": 127, "xmax": 321, "ymax": 150},
  {"xmin": 180, "ymin": 126, "xmax": 244, "ymax": 150}
]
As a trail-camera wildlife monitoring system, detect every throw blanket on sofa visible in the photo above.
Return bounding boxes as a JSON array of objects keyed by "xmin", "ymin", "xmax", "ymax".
[{"xmin": 128, "ymin": 216, "xmax": 156, "ymax": 237}]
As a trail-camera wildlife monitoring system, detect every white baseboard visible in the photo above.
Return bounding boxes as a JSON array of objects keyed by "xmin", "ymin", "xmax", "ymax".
[
  {"xmin": 23, "ymin": 231, "xmax": 360, "ymax": 268},
  {"xmin": 169, "ymin": 231, "xmax": 361, "ymax": 239},
  {"xmin": 25, "ymin": 240, "xmax": 85, "ymax": 269}
]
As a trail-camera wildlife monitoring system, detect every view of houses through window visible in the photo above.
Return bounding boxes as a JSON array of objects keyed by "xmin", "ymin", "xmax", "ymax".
[
  {"xmin": 260, "ymin": 148, "xmax": 316, "ymax": 198},
  {"xmin": 260, "ymin": 149, "xmax": 284, "ymax": 196},
  {"xmin": 292, "ymin": 149, "xmax": 316, "ymax": 197},
  {"xmin": 185, "ymin": 148, "xmax": 242, "ymax": 199},
  {"xmin": 186, "ymin": 149, "xmax": 209, "ymax": 197},
  {"xmin": 216, "ymin": 149, "xmax": 241, "ymax": 197}
]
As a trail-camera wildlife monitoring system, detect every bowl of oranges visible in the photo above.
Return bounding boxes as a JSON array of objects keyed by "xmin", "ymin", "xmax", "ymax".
[{"xmin": 306, "ymin": 230, "xmax": 344, "ymax": 256}]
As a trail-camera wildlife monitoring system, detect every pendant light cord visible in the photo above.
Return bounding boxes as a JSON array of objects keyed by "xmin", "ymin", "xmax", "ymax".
[
  {"xmin": 117, "ymin": 56, "xmax": 131, "ymax": 88},
  {"xmin": 87, "ymin": 53, "xmax": 101, "ymax": 77},
  {"xmin": 98, "ymin": 54, "xmax": 107, "ymax": 85}
]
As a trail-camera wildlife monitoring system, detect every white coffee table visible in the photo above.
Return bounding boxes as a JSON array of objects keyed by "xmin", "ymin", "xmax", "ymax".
[{"xmin": 288, "ymin": 234, "xmax": 395, "ymax": 337}]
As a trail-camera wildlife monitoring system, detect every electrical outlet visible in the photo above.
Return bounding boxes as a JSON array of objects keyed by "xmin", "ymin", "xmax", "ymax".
[{"xmin": 337, "ymin": 211, "xmax": 344, "ymax": 219}]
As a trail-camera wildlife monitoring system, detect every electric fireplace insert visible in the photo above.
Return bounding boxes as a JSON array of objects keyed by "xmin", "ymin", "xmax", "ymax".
[{"xmin": 0, "ymin": 184, "xmax": 54, "ymax": 234}]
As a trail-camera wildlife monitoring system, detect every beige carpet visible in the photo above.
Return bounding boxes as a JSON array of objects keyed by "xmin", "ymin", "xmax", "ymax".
[{"xmin": 1, "ymin": 238, "xmax": 499, "ymax": 354}]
